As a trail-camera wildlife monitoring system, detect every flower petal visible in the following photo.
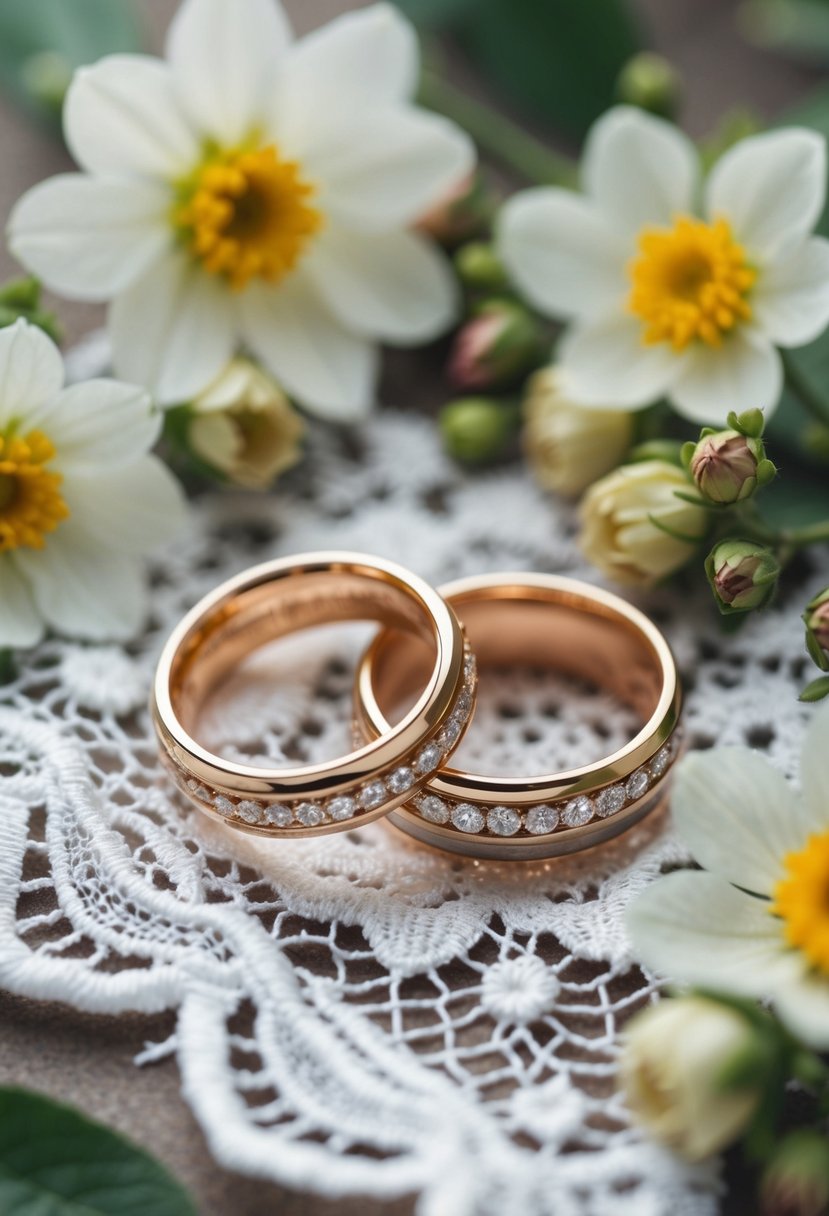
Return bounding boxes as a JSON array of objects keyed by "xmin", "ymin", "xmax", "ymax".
[
  {"xmin": 109, "ymin": 251, "xmax": 236, "ymax": 405},
  {"xmin": 0, "ymin": 556, "xmax": 43, "ymax": 648},
  {"xmin": 240, "ymin": 273, "xmax": 378, "ymax": 420},
  {"xmin": 305, "ymin": 226, "xmax": 457, "ymax": 344},
  {"xmin": 799, "ymin": 699, "xmax": 829, "ymax": 834},
  {"xmin": 8, "ymin": 174, "xmax": 171, "ymax": 302},
  {"xmin": 30, "ymin": 381, "xmax": 159, "ymax": 472},
  {"xmin": 497, "ymin": 188, "xmax": 627, "ymax": 321},
  {"xmin": 706, "ymin": 128, "xmax": 826, "ymax": 260},
  {"xmin": 773, "ymin": 973, "xmax": 829, "ymax": 1049},
  {"xmin": 62, "ymin": 457, "xmax": 186, "ymax": 555},
  {"xmin": 15, "ymin": 528, "xmax": 146, "ymax": 642},
  {"xmin": 671, "ymin": 747, "xmax": 809, "ymax": 895},
  {"xmin": 64, "ymin": 54, "xmax": 199, "ymax": 179},
  {"xmin": 166, "ymin": 0, "xmax": 292, "ymax": 144},
  {"xmin": 0, "ymin": 320, "xmax": 64, "ymax": 429},
  {"xmin": 627, "ymin": 870, "xmax": 796, "ymax": 995},
  {"xmin": 305, "ymin": 107, "xmax": 474, "ymax": 232},
  {"xmin": 670, "ymin": 330, "xmax": 782, "ymax": 425},
  {"xmin": 752, "ymin": 236, "xmax": 829, "ymax": 348},
  {"xmin": 558, "ymin": 313, "xmax": 678, "ymax": 408},
  {"xmin": 583, "ymin": 106, "xmax": 698, "ymax": 235}
]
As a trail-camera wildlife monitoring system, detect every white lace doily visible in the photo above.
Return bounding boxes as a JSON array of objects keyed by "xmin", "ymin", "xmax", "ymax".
[{"xmin": 1, "ymin": 333, "xmax": 823, "ymax": 1215}]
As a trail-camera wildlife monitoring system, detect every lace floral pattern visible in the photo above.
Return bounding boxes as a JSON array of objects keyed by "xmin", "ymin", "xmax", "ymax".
[{"xmin": 1, "ymin": 334, "xmax": 822, "ymax": 1214}]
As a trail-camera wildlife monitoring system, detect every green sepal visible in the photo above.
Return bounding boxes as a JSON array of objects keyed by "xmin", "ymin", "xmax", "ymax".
[
  {"xmin": 679, "ymin": 440, "xmax": 697, "ymax": 469},
  {"xmin": 672, "ymin": 489, "xmax": 722, "ymax": 510},
  {"xmin": 805, "ymin": 627, "xmax": 829, "ymax": 672},
  {"xmin": 727, "ymin": 407, "xmax": 765, "ymax": 438},
  {"xmin": 800, "ymin": 675, "xmax": 829, "ymax": 702},
  {"xmin": 755, "ymin": 458, "xmax": 777, "ymax": 487}
]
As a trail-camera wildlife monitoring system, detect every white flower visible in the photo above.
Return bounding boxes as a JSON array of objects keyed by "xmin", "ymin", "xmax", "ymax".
[
  {"xmin": 498, "ymin": 106, "xmax": 829, "ymax": 424},
  {"xmin": 627, "ymin": 700, "xmax": 829, "ymax": 1049},
  {"xmin": 8, "ymin": 0, "xmax": 474, "ymax": 421},
  {"xmin": 0, "ymin": 320, "xmax": 185, "ymax": 647}
]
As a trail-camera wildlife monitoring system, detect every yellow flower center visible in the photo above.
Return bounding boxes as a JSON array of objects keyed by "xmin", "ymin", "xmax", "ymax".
[
  {"xmin": 174, "ymin": 143, "xmax": 324, "ymax": 292},
  {"xmin": 0, "ymin": 428, "xmax": 68, "ymax": 552},
  {"xmin": 628, "ymin": 216, "xmax": 756, "ymax": 351},
  {"xmin": 771, "ymin": 829, "xmax": 829, "ymax": 975}
]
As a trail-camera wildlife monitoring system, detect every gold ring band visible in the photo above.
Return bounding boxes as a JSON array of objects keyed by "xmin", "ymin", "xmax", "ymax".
[
  {"xmin": 152, "ymin": 552, "xmax": 475, "ymax": 837},
  {"xmin": 354, "ymin": 573, "xmax": 681, "ymax": 860}
]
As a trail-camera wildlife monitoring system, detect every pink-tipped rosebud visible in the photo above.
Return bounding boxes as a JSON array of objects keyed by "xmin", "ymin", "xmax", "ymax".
[
  {"xmin": 761, "ymin": 1130, "xmax": 829, "ymax": 1216},
  {"xmin": 416, "ymin": 172, "xmax": 493, "ymax": 247},
  {"xmin": 688, "ymin": 428, "xmax": 774, "ymax": 504},
  {"xmin": 804, "ymin": 587, "xmax": 829, "ymax": 672},
  {"xmin": 706, "ymin": 539, "xmax": 780, "ymax": 613},
  {"xmin": 448, "ymin": 300, "xmax": 542, "ymax": 391}
]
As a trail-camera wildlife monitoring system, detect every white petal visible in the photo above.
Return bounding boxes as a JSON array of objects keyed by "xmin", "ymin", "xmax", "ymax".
[
  {"xmin": 305, "ymin": 227, "xmax": 457, "ymax": 344},
  {"xmin": 64, "ymin": 55, "xmax": 199, "ymax": 179},
  {"xmin": 29, "ymin": 381, "xmax": 159, "ymax": 472},
  {"xmin": 670, "ymin": 330, "xmax": 782, "ymax": 424},
  {"xmin": 627, "ymin": 871, "xmax": 796, "ymax": 995},
  {"xmin": 497, "ymin": 188, "xmax": 627, "ymax": 321},
  {"xmin": 15, "ymin": 529, "xmax": 146, "ymax": 642},
  {"xmin": 773, "ymin": 973, "xmax": 829, "ymax": 1050},
  {"xmin": 706, "ymin": 128, "xmax": 826, "ymax": 260},
  {"xmin": 167, "ymin": 0, "xmax": 292, "ymax": 144},
  {"xmin": 672, "ymin": 748, "xmax": 809, "ymax": 896},
  {"xmin": 0, "ymin": 320, "xmax": 64, "ymax": 429},
  {"xmin": 558, "ymin": 314, "xmax": 678, "ymax": 408},
  {"xmin": 583, "ymin": 106, "xmax": 698, "ymax": 235},
  {"xmin": 63, "ymin": 458, "xmax": 186, "ymax": 555},
  {"xmin": 240, "ymin": 274, "xmax": 378, "ymax": 420},
  {"xmin": 0, "ymin": 557, "xmax": 43, "ymax": 648},
  {"xmin": 8, "ymin": 174, "xmax": 171, "ymax": 302},
  {"xmin": 109, "ymin": 251, "xmax": 236, "ymax": 405},
  {"xmin": 799, "ymin": 699, "xmax": 829, "ymax": 834},
  {"xmin": 305, "ymin": 107, "xmax": 474, "ymax": 232},
  {"xmin": 752, "ymin": 237, "xmax": 829, "ymax": 347}
]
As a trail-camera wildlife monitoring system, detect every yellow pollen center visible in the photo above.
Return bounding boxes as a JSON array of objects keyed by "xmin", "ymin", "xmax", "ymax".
[
  {"xmin": 175, "ymin": 143, "xmax": 323, "ymax": 291},
  {"xmin": 770, "ymin": 829, "xmax": 829, "ymax": 975},
  {"xmin": 0, "ymin": 428, "xmax": 68, "ymax": 552},
  {"xmin": 628, "ymin": 216, "xmax": 756, "ymax": 351}
]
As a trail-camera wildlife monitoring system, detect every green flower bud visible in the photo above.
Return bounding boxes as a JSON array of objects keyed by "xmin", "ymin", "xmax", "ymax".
[
  {"xmin": 449, "ymin": 299, "xmax": 543, "ymax": 391},
  {"xmin": 416, "ymin": 171, "xmax": 494, "ymax": 247},
  {"xmin": 689, "ymin": 428, "xmax": 774, "ymax": 504},
  {"xmin": 616, "ymin": 52, "xmax": 682, "ymax": 120},
  {"xmin": 21, "ymin": 50, "xmax": 73, "ymax": 116},
  {"xmin": 454, "ymin": 242, "xmax": 509, "ymax": 292},
  {"xmin": 705, "ymin": 540, "xmax": 780, "ymax": 613},
  {"xmin": 439, "ymin": 397, "xmax": 518, "ymax": 465},
  {"xmin": 804, "ymin": 587, "xmax": 829, "ymax": 672},
  {"xmin": 761, "ymin": 1130, "xmax": 829, "ymax": 1216},
  {"xmin": 0, "ymin": 277, "xmax": 61, "ymax": 344}
]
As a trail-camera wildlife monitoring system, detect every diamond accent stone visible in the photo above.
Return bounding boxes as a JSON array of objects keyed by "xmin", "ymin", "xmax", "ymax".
[
  {"xmin": 454, "ymin": 691, "xmax": 473, "ymax": 720},
  {"xmin": 359, "ymin": 780, "xmax": 387, "ymax": 809},
  {"xmin": 265, "ymin": 804, "xmax": 293, "ymax": 828},
  {"xmin": 626, "ymin": 769, "xmax": 650, "ymax": 801},
  {"xmin": 451, "ymin": 803, "xmax": 485, "ymax": 833},
  {"xmin": 327, "ymin": 795, "xmax": 357, "ymax": 822},
  {"xmin": 595, "ymin": 784, "xmax": 626, "ymax": 818},
  {"xmin": 561, "ymin": 796, "xmax": 593, "ymax": 827},
  {"xmin": 650, "ymin": 744, "xmax": 671, "ymax": 778},
  {"xmin": 415, "ymin": 743, "xmax": 442, "ymax": 774},
  {"xmin": 213, "ymin": 795, "xmax": 234, "ymax": 817},
  {"xmin": 237, "ymin": 799, "xmax": 263, "ymax": 824},
  {"xmin": 439, "ymin": 718, "xmax": 463, "ymax": 748},
  {"xmin": 417, "ymin": 795, "xmax": 449, "ymax": 824},
  {"xmin": 487, "ymin": 806, "xmax": 521, "ymax": 837},
  {"xmin": 387, "ymin": 766, "xmax": 415, "ymax": 794},
  {"xmin": 525, "ymin": 804, "xmax": 559, "ymax": 835},
  {"xmin": 295, "ymin": 801, "xmax": 325, "ymax": 828}
]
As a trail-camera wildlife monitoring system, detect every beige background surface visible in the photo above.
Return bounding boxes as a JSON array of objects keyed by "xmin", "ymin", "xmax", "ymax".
[{"xmin": 0, "ymin": 2, "xmax": 819, "ymax": 1212}]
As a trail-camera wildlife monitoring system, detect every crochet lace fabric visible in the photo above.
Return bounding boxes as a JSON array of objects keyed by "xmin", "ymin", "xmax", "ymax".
[{"xmin": 1, "ymin": 333, "xmax": 821, "ymax": 1215}]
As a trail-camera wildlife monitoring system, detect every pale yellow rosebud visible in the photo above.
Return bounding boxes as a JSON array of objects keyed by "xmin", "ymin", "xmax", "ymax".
[
  {"xmin": 188, "ymin": 358, "xmax": 304, "ymax": 489},
  {"xmin": 523, "ymin": 368, "xmax": 634, "ymax": 497},
  {"xmin": 619, "ymin": 997, "xmax": 763, "ymax": 1162},
  {"xmin": 579, "ymin": 459, "xmax": 706, "ymax": 585}
]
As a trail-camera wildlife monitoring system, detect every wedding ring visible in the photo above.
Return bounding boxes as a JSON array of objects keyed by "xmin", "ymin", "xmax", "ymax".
[
  {"xmin": 152, "ymin": 552, "xmax": 476, "ymax": 837},
  {"xmin": 354, "ymin": 573, "xmax": 681, "ymax": 859}
]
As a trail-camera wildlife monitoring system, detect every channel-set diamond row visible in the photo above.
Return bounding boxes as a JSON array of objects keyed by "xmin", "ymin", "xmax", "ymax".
[{"xmin": 409, "ymin": 730, "xmax": 682, "ymax": 839}]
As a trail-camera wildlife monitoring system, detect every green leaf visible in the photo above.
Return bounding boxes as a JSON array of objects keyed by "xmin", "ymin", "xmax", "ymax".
[
  {"xmin": 449, "ymin": 0, "xmax": 643, "ymax": 140},
  {"xmin": 800, "ymin": 675, "xmax": 829, "ymax": 702},
  {"xmin": 0, "ymin": 1087, "xmax": 197, "ymax": 1216}
]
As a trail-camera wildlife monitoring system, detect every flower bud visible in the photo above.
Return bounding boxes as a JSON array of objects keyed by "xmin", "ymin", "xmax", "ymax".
[
  {"xmin": 21, "ymin": 50, "xmax": 73, "ymax": 116},
  {"xmin": 188, "ymin": 358, "xmax": 304, "ymax": 488},
  {"xmin": 439, "ymin": 396, "xmax": 518, "ymax": 465},
  {"xmin": 761, "ymin": 1131, "xmax": 829, "ymax": 1216},
  {"xmin": 689, "ymin": 428, "xmax": 773, "ymax": 504},
  {"xmin": 706, "ymin": 540, "xmax": 780, "ymax": 613},
  {"xmin": 804, "ymin": 587, "xmax": 829, "ymax": 672},
  {"xmin": 449, "ymin": 300, "xmax": 542, "ymax": 391},
  {"xmin": 579, "ymin": 460, "xmax": 707, "ymax": 586},
  {"xmin": 0, "ymin": 276, "xmax": 61, "ymax": 344},
  {"xmin": 416, "ymin": 172, "xmax": 493, "ymax": 247},
  {"xmin": 523, "ymin": 367, "xmax": 633, "ymax": 497},
  {"xmin": 619, "ymin": 996, "xmax": 764, "ymax": 1162},
  {"xmin": 454, "ymin": 241, "xmax": 509, "ymax": 292},
  {"xmin": 616, "ymin": 52, "xmax": 682, "ymax": 120}
]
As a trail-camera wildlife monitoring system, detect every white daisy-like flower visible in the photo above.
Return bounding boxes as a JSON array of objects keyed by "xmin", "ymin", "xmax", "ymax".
[
  {"xmin": 498, "ymin": 106, "xmax": 829, "ymax": 424},
  {"xmin": 627, "ymin": 702, "xmax": 829, "ymax": 1048},
  {"xmin": 8, "ymin": 0, "xmax": 473, "ymax": 422},
  {"xmin": 0, "ymin": 320, "xmax": 185, "ymax": 648}
]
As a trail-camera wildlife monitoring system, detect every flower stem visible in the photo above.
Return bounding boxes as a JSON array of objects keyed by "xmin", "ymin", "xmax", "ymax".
[
  {"xmin": 782, "ymin": 350, "xmax": 829, "ymax": 429},
  {"xmin": 419, "ymin": 70, "xmax": 578, "ymax": 187}
]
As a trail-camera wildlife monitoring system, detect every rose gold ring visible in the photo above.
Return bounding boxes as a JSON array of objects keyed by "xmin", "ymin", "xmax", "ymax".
[
  {"xmin": 354, "ymin": 573, "xmax": 682, "ymax": 860},
  {"xmin": 152, "ymin": 552, "xmax": 476, "ymax": 837}
]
